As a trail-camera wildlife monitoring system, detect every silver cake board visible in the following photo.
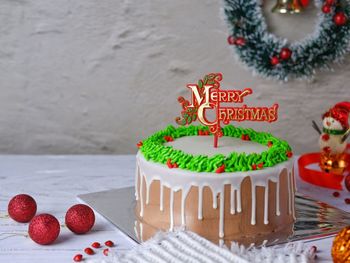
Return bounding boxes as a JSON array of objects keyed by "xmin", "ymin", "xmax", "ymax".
[{"xmin": 78, "ymin": 187, "xmax": 350, "ymax": 246}]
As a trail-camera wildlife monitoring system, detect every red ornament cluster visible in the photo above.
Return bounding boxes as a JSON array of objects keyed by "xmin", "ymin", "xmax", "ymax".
[
  {"xmin": 7, "ymin": 194, "xmax": 96, "ymax": 246},
  {"xmin": 137, "ymin": 141, "xmax": 143, "ymax": 148},
  {"xmin": 73, "ymin": 240, "xmax": 115, "ymax": 261},
  {"xmin": 321, "ymin": 0, "xmax": 348, "ymax": 26},
  {"xmin": 227, "ymin": 36, "xmax": 246, "ymax": 46},
  {"xmin": 270, "ymin": 48, "xmax": 292, "ymax": 66}
]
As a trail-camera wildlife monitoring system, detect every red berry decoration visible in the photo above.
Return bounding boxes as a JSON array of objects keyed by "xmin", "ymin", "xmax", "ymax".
[
  {"xmin": 227, "ymin": 36, "xmax": 235, "ymax": 45},
  {"xmin": 105, "ymin": 240, "xmax": 114, "ymax": 247},
  {"xmin": 267, "ymin": 141, "xmax": 273, "ymax": 147},
  {"xmin": 215, "ymin": 164, "xmax": 225, "ymax": 174},
  {"xmin": 279, "ymin": 48, "xmax": 292, "ymax": 60},
  {"xmin": 345, "ymin": 198, "xmax": 350, "ymax": 204},
  {"xmin": 84, "ymin": 247, "xmax": 94, "ymax": 255},
  {"xmin": 103, "ymin": 248, "xmax": 109, "ymax": 256},
  {"xmin": 65, "ymin": 204, "xmax": 95, "ymax": 234},
  {"xmin": 270, "ymin": 56, "xmax": 280, "ymax": 66},
  {"xmin": 235, "ymin": 37, "xmax": 246, "ymax": 46},
  {"xmin": 333, "ymin": 12, "xmax": 348, "ymax": 26},
  {"xmin": 257, "ymin": 163, "xmax": 264, "ymax": 169},
  {"xmin": 28, "ymin": 214, "xmax": 60, "ymax": 245},
  {"xmin": 8, "ymin": 194, "xmax": 37, "ymax": 223},
  {"xmin": 344, "ymin": 175, "xmax": 350, "ymax": 191},
  {"xmin": 286, "ymin": 151, "xmax": 293, "ymax": 158},
  {"xmin": 136, "ymin": 141, "xmax": 143, "ymax": 148},
  {"xmin": 91, "ymin": 242, "xmax": 100, "ymax": 248},
  {"xmin": 73, "ymin": 254, "xmax": 83, "ymax": 262},
  {"xmin": 252, "ymin": 164, "xmax": 257, "ymax": 170},
  {"xmin": 322, "ymin": 5, "xmax": 332, "ymax": 14}
]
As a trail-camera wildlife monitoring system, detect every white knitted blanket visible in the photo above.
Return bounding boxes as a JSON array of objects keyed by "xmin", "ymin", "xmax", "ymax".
[{"xmin": 87, "ymin": 231, "xmax": 315, "ymax": 263}]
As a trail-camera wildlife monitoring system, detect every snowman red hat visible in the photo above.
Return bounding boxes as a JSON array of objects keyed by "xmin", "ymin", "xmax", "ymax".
[{"xmin": 322, "ymin": 101, "xmax": 350, "ymax": 131}]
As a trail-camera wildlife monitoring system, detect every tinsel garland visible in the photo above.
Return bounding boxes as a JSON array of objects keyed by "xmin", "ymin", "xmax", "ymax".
[{"xmin": 222, "ymin": 0, "xmax": 350, "ymax": 81}]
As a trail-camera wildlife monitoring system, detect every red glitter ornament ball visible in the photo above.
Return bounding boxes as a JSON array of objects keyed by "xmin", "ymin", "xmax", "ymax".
[
  {"xmin": 345, "ymin": 175, "xmax": 350, "ymax": 192},
  {"xmin": 28, "ymin": 214, "xmax": 60, "ymax": 245},
  {"xmin": 8, "ymin": 194, "xmax": 37, "ymax": 223},
  {"xmin": 279, "ymin": 48, "xmax": 292, "ymax": 60},
  {"xmin": 65, "ymin": 204, "xmax": 95, "ymax": 234},
  {"xmin": 333, "ymin": 12, "xmax": 348, "ymax": 26}
]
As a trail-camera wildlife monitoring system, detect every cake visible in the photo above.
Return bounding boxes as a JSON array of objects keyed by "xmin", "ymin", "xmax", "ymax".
[{"xmin": 134, "ymin": 125, "xmax": 295, "ymax": 245}]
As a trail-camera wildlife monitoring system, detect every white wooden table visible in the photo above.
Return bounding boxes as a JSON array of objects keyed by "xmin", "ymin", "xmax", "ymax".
[{"xmin": 0, "ymin": 155, "xmax": 349, "ymax": 262}]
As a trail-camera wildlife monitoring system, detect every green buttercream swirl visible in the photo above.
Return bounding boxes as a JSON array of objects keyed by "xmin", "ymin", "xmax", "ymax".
[{"xmin": 140, "ymin": 125, "xmax": 292, "ymax": 173}]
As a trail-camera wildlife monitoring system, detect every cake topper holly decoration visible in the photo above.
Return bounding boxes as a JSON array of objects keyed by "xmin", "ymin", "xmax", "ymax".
[{"xmin": 176, "ymin": 73, "xmax": 279, "ymax": 147}]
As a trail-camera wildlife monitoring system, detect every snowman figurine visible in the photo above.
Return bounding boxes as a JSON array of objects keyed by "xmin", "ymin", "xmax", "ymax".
[{"xmin": 313, "ymin": 102, "xmax": 350, "ymax": 174}]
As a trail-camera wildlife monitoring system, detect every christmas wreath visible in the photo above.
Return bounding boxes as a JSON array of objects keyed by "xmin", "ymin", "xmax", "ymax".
[{"xmin": 223, "ymin": 0, "xmax": 350, "ymax": 81}]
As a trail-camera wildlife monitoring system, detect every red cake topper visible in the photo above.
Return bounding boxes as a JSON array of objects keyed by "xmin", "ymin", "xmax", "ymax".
[{"xmin": 176, "ymin": 73, "xmax": 279, "ymax": 147}]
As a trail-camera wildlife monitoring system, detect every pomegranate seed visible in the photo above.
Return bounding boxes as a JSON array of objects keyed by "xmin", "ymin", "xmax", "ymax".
[
  {"xmin": 84, "ymin": 247, "xmax": 94, "ymax": 255},
  {"xmin": 252, "ymin": 164, "xmax": 257, "ymax": 170},
  {"xmin": 286, "ymin": 151, "xmax": 293, "ymax": 158},
  {"xmin": 136, "ymin": 141, "xmax": 143, "ymax": 148},
  {"xmin": 267, "ymin": 141, "xmax": 273, "ymax": 147},
  {"xmin": 103, "ymin": 248, "xmax": 109, "ymax": 256},
  {"xmin": 245, "ymin": 135, "xmax": 250, "ymax": 141},
  {"xmin": 73, "ymin": 254, "xmax": 83, "ymax": 262},
  {"xmin": 241, "ymin": 134, "xmax": 246, "ymax": 140},
  {"xmin": 105, "ymin": 240, "xmax": 114, "ymax": 247},
  {"xmin": 345, "ymin": 198, "xmax": 350, "ymax": 204},
  {"xmin": 172, "ymin": 163, "xmax": 179, "ymax": 168},
  {"xmin": 333, "ymin": 191, "xmax": 340, "ymax": 197},
  {"xmin": 257, "ymin": 163, "xmax": 264, "ymax": 169},
  {"xmin": 91, "ymin": 242, "xmax": 100, "ymax": 248}
]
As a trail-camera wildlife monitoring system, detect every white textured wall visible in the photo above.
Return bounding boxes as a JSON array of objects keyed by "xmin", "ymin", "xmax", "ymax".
[{"xmin": 0, "ymin": 0, "xmax": 349, "ymax": 154}]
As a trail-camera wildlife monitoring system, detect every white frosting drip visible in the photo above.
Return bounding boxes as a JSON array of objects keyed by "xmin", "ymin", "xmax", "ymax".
[
  {"xmin": 276, "ymin": 180, "xmax": 281, "ymax": 216},
  {"xmin": 170, "ymin": 189, "xmax": 174, "ymax": 231},
  {"xmin": 236, "ymin": 188, "xmax": 242, "ymax": 213},
  {"xmin": 198, "ymin": 186, "xmax": 203, "ymax": 220},
  {"xmin": 212, "ymin": 191, "xmax": 218, "ymax": 209},
  {"xmin": 219, "ymin": 186, "xmax": 225, "ymax": 238},
  {"xmin": 136, "ymin": 152, "xmax": 293, "ymax": 238},
  {"xmin": 135, "ymin": 164, "xmax": 139, "ymax": 200},
  {"xmin": 230, "ymin": 185, "xmax": 235, "ymax": 214},
  {"xmin": 139, "ymin": 171, "xmax": 144, "ymax": 217},
  {"xmin": 251, "ymin": 184, "xmax": 256, "ymax": 225},
  {"xmin": 264, "ymin": 184, "xmax": 269, "ymax": 225}
]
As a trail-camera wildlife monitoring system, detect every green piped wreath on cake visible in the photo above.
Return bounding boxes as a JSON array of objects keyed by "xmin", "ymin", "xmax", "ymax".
[{"xmin": 137, "ymin": 125, "xmax": 292, "ymax": 173}]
